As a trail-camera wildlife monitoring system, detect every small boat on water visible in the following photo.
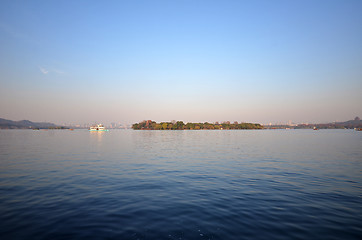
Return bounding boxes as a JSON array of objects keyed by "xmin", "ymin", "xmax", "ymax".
[
  {"xmin": 355, "ymin": 128, "xmax": 362, "ymax": 131},
  {"xmin": 89, "ymin": 124, "xmax": 108, "ymax": 131},
  {"xmin": 313, "ymin": 127, "xmax": 319, "ymax": 130}
]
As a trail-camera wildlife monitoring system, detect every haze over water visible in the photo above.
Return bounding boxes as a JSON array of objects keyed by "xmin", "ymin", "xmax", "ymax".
[{"xmin": 1, "ymin": 129, "xmax": 361, "ymax": 239}]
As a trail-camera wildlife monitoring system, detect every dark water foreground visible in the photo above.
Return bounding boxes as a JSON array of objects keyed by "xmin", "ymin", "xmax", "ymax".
[{"xmin": 0, "ymin": 129, "xmax": 361, "ymax": 240}]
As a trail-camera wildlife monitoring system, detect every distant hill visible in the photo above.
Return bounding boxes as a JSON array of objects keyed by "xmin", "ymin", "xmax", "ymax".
[
  {"xmin": 333, "ymin": 117, "xmax": 362, "ymax": 129},
  {"xmin": 308, "ymin": 117, "xmax": 362, "ymax": 129},
  {"xmin": 0, "ymin": 118, "xmax": 59, "ymax": 129},
  {"xmin": 277, "ymin": 117, "xmax": 362, "ymax": 129}
]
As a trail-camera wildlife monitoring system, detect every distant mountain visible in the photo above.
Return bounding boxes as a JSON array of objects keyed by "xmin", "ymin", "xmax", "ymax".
[
  {"xmin": 293, "ymin": 117, "xmax": 362, "ymax": 129},
  {"xmin": 0, "ymin": 118, "xmax": 59, "ymax": 129},
  {"xmin": 333, "ymin": 117, "xmax": 362, "ymax": 128}
]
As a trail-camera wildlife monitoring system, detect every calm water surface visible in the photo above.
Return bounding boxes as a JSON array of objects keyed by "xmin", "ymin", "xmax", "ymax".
[{"xmin": 0, "ymin": 129, "xmax": 361, "ymax": 240}]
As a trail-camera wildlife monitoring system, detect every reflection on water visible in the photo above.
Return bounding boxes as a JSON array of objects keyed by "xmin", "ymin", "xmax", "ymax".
[
  {"xmin": 89, "ymin": 130, "xmax": 105, "ymax": 144},
  {"xmin": 0, "ymin": 129, "xmax": 361, "ymax": 240}
]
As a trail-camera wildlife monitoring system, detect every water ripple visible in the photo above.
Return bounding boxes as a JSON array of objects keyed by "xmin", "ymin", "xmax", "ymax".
[{"xmin": 0, "ymin": 129, "xmax": 361, "ymax": 239}]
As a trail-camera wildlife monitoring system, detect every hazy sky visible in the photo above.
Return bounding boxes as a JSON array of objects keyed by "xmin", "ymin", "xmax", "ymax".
[{"xmin": 1, "ymin": 0, "xmax": 361, "ymax": 125}]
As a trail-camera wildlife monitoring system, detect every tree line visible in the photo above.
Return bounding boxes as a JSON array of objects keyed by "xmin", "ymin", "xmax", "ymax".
[{"xmin": 132, "ymin": 120, "xmax": 263, "ymax": 130}]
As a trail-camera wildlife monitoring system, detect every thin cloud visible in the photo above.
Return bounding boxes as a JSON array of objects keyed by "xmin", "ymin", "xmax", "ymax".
[
  {"xmin": 52, "ymin": 68, "xmax": 65, "ymax": 74},
  {"xmin": 39, "ymin": 66, "xmax": 65, "ymax": 75},
  {"xmin": 39, "ymin": 67, "xmax": 49, "ymax": 74}
]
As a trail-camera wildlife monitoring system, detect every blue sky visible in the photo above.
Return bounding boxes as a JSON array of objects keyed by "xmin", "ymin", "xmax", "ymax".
[{"xmin": 1, "ymin": 0, "xmax": 361, "ymax": 125}]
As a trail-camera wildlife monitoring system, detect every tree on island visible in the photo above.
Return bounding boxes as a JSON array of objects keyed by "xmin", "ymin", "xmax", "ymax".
[{"xmin": 132, "ymin": 120, "xmax": 263, "ymax": 130}]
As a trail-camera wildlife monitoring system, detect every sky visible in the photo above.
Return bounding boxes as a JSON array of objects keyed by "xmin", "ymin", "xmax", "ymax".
[{"xmin": 1, "ymin": 0, "xmax": 361, "ymax": 125}]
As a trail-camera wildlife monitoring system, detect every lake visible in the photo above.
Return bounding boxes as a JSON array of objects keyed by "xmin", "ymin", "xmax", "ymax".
[{"xmin": 0, "ymin": 129, "xmax": 361, "ymax": 240}]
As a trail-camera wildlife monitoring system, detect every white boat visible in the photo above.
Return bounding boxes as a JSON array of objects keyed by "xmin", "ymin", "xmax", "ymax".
[{"xmin": 89, "ymin": 124, "xmax": 108, "ymax": 131}]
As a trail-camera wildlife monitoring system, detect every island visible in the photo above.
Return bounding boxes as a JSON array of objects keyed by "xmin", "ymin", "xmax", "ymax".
[{"xmin": 132, "ymin": 120, "xmax": 263, "ymax": 130}]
